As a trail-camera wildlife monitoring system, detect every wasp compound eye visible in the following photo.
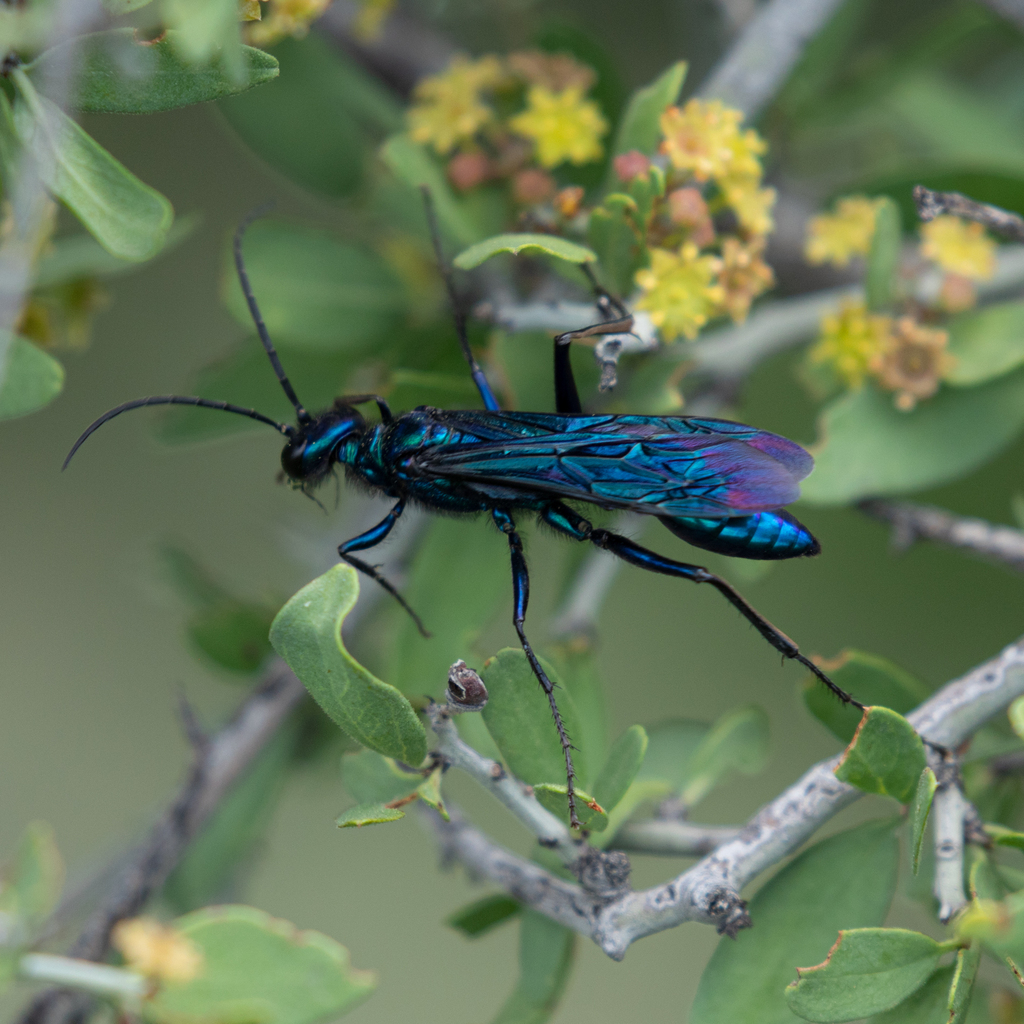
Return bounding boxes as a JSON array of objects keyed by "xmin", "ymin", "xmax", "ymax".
[{"xmin": 446, "ymin": 660, "xmax": 488, "ymax": 712}]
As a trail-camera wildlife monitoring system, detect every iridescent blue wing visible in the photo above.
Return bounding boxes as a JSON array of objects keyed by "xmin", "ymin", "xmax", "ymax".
[{"xmin": 410, "ymin": 410, "xmax": 814, "ymax": 518}]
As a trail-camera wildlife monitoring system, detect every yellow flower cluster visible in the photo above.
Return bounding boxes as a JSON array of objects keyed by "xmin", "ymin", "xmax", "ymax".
[
  {"xmin": 635, "ymin": 244, "xmax": 725, "ymax": 341},
  {"xmin": 631, "ymin": 100, "xmax": 775, "ymax": 342},
  {"xmin": 406, "ymin": 52, "xmax": 606, "ymax": 168},
  {"xmin": 805, "ymin": 196, "xmax": 885, "ymax": 267},
  {"xmin": 809, "ymin": 301, "xmax": 954, "ymax": 410},
  {"xmin": 244, "ymin": 0, "xmax": 331, "ymax": 45},
  {"xmin": 408, "ymin": 55, "xmax": 505, "ymax": 156},
  {"xmin": 510, "ymin": 86, "xmax": 607, "ymax": 168},
  {"xmin": 920, "ymin": 216, "xmax": 996, "ymax": 280},
  {"xmin": 113, "ymin": 918, "xmax": 204, "ymax": 983}
]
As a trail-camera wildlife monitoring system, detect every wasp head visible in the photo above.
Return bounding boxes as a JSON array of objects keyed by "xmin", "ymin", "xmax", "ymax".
[{"xmin": 280, "ymin": 401, "xmax": 365, "ymax": 487}]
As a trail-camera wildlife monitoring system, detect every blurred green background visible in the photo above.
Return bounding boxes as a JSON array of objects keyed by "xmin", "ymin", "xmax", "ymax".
[{"xmin": 4, "ymin": 0, "xmax": 1024, "ymax": 1019}]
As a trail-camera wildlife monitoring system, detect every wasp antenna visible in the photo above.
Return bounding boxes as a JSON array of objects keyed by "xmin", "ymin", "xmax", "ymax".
[
  {"xmin": 420, "ymin": 186, "xmax": 501, "ymax": 412},
  {"xmin": 234, "ymin": 206, "xmax": 312, "ymax": 425},
  {"xmin": 63, "ymin": 396, "xmax": 293, "ymax": 470}
]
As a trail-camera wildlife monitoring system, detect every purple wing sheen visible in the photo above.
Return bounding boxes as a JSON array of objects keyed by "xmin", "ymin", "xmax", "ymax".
[{"xmin": 408, "ymin": 410, "xmax": 814, "ymax": 518}]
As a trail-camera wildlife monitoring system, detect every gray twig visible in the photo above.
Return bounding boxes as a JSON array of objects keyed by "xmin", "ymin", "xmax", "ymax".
[
  {"xmin": 913, "ymin": 186, "xmax": 1024, "ymax": 242},
  {"xmin": 696, "ymin": 0, "xmax": 848, "ymax": 118},
  {"xmin": 428, "ymin": 634, "xmax": 1024, "ymax": 960},
  {"xmin": 860, "ymin": 499, "xmax": 1024, "ymax": 573},
  {"xmin": 611, "ymin": 820, "xmax": 742, "ymax": 857},
  {"xmin": 930, "ymin": 756, "xmax": 969, "ymax": 923}
]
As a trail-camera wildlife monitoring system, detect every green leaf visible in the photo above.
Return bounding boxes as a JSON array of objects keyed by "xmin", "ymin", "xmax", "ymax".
[
  {"xmin": 610, "ymin": 61, "xmax": 687, "ymax": 159},
  {"xmin": 0, "ymin": 822, "xmax": 64, "ymax": 929},
  {"xmin": 34, "ymin": 213, "xmax": 200, "ymax": 289},
  {"xmin": 29, "ymin": 30, "xmax": 278, "ymax": 113},
  {"xmin": 146, "ymin": 905, "xmax": 376, "ymax": 1024},
  {"xmin": 984, "ymin": 824, "xmax": 1024, "ymax": 852},
  {"xmin": 691, "ymin": 817, "xmax": 900, "ymax": 1024},
  {"xmin": 834, "ymin": 707, "xmax": 926, "ymax": 804},
  {"xmin": 269, "ymin": 564, "xmax": 427, "ymax": 765},
  {"xmin": 0, "ymin": 335, "xmax": 63, "ymax": 421},
  {"xmin": 12, "ymin": 73, "xmax": 172, "ymax": 261},
  {"xmin": 165, "ymin": 718, "xmax": 298, "ymax": 913},
  {"xmin": 591, "ymin": 726, "xmax": 647, "ymax": 815},
  {"xmin": 453, "ymin": 234, "xmax": 596, "ymax": 271},
  {"xmin": 864, "ymin": 198, "xmax": 901, "ymax": 312},
  {"xmin": 416, "ymin": 769, "xmax": 448, "ymax": 820},
  {"xmin": 947, "ymin": 942, "xmax": 981, "ymax": 1024},
  {"xmin": 910, "ymin": 768, "xmax": 937, "ymax": 875},
  {"xmin": 1009, "ymin": 695, "xmax": 1024, "ymax": 740},
  {"xmin": 490, "ymin": 910, "xmax": 575, "ymax": 1024},
  {"xmin": 481, "ymin": 649, "xmax": 588, "ymax": 790},
  {"xmin": 946, "ymin": 300, "xmax": 1024, "ymax": 387},
  {"xmin": 786, "ymin": 928, "xmax": 952, "ymax": 1022},
  {"xmin": 680, "ymin": 706, "xmax": 770, "ymax": 808},
  {"xmin": 637, "ymin": 718, "xmax": 711, "ymax": 791},
  {"xmin": 865, "ymin": 965, "xmax": 956, "ymax": 1024},
  {"xmin": 340, "ymin": 750, "xmax": 421, "ymax": 805},
  {"xmin": 549, "ymin": 650, "xmax": 608, "ymax": 792},
  {"xmin": 220, "ymin": 34, "xmax": 401, "ymax": 200},
  {"xmin": 224, "ymin": 221, "xmax": 407, "ymax": 352},
  {"xmin": 447, "ymin": 895, "xmax": 521, "ymax": 938},
  {"xmin": 802, "ymin": 650, "xmax": 929, "ymax": 744},
  {"xmin": 587, "ymin": 200, "xmax": 641, "ymax": 297},
  {"xmin": 388, "ymin": 517, "xmax": 508, "ymax": 695},
  {"xmin": 336, "ymin": 803, "xmax": 406, "ymax": 828},
  {"xmin": 385, "ymin": 369, "xmax": 481, "ymax": 413},
  {"xmin": 533, "ymin": 784, "xmax": 608, "ymax": 832},
  {"xmin": 187, "ymin": 600, "xmax": 276, "ymax": 675},
  {"xmin": 802, "ymin": 370, "xmax": 1024, "ymax": 504},
  {"xmin": 380, "ymin": 135, "xmax": 480, "ymax": 248}
]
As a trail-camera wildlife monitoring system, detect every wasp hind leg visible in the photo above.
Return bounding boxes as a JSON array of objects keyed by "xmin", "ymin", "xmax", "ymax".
[
  {"xmin": 538, "ymin": 502, "xmax": 860, "ymax": 709},
  {"xmin": 492, "ymin": 507, "xmax": 581, "ymax": 829}
]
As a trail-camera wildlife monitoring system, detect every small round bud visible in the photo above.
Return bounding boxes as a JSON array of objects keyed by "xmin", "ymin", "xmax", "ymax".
[{"xmin": 446, "ymin": 660, "xmax": 488, "ymax": 711}]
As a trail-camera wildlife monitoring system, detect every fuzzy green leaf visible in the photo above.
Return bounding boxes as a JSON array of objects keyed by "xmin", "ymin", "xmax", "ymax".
[
  {"xmin": 947, "ymin": 942, "xmax": 981, "ymax": 1024},
  {"xmin": 533, "ymin": 784, "xmax": 608, "ymax": 832},
  {"xmin": 864, "ymin": 198, "xmax": 901, "ymax": 312},
  {"xmin": 611, "ymin": 61, "xmax": 687, "ymax": 159},
  {"xmin": 0, "ymin": 336, "xmax": 63, "ymax": 421},
  {"xmin": 29, "ymin": 30, "xmax": 278, "ymax": 113},
  {"xmin": 802, "ymin": 650, "xmax": 929, "ymax": 744},
  {"xmin": 12, "ymin": 73, "xmax": 172, "ymax": 261},
  {"xmin": 220, "ymin": 34, "xmax": 400, "ymax": 200},
  {"xmin": 946, "ymin": 299, "xmax": 1024, "ymax": 386},
  {"xmin": 146, "ymin": 905, "xmax": 376, "ymax": 1024},
  {"xmin": 984, "ymin": 823, "xmax": 1024, "ymax": 851},
  {"xmin": 691, "ymin": 818, "xmax": 900, "ymax": 1024},
  {"xmin": 491, "ymin": 910, "xmax": 575, "ymax": 1024},
  {"xmin": 834, "ymin": 707, "xmax": 926, "ymax": 804},
  {"xmin": 416, "ymin": 769, "xmax": 448, "ymax": 820},
  {"xmin": 802, "ymin": 370, "xmax": 1024, "ymax": 504},
  {"xmin": 785, "ymin": 928, "xmax": 951, "ymax": 1022},
  {"xmin": 269, "ymin": 565, "xmax": 427, "ymax": 765},
  {"xmin": 336, "ymin": 803, "xmax": 406, "ymax": 828},
  {"xmin": 865, "ymin": 965, "xmax": 955, "ymax": 1024},
  {"xmin": 910, "ymin": 768, "xmax": 937, "ymax": 875},
  {"xmin": 224, "ymin": 221, "xmax": 407, "ymax": 352},
  {"xmin": 680, "ymin": 706, "xmax": 769, "ymax": 807},
  {"xmin": 481, "ymin": 649, "xmax": 587, "ymax": 791},
  {"xmin": 454, "ymin": 233, "xmax": 596, "ymax": 270},
  {"xmin": 591, "ymin": 726, "xmax": 647, "ymax": 815},
  {"xmin": 447, "ymin": 895, "xmax": 521, "ymax": 938}
]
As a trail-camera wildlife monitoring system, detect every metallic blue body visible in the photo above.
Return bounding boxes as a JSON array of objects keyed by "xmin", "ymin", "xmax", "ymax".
[{"xmin": 291, "ymin": 405, "xmax": 818, "ymax": 559}]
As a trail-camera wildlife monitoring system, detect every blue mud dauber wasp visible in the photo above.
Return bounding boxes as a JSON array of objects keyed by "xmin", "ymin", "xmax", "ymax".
[{"xmin": 66, "ymin": 198, "xmax": 862, "ymax": 828}]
